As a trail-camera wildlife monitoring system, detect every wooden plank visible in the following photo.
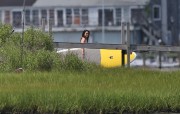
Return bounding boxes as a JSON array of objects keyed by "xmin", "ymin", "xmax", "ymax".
[
  {"xmin": 54, "ymin": 42, "xmax": 180, "ymax": 52},
  {"xmin": 54, "ymin": 42, "xmax": 127, "ymax": 50},
  {"xmin": 141, "ymin": 27, "xmax": 158, "ymax": 44},
  {"xmin": 126, "ymin": 22, "xmax": 130, "ymax": 68},
  {"xmin": 131, "ymin": 45, "xmax": 180, "ymax": 52}
]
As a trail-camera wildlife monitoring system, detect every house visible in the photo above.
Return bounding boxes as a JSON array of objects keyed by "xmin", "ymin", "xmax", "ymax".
[
  {"xmin": 0, "ymin": 0, "xmax": 36, "ymax": 6},
  {"xmin": 0, "ymin": 0, "xmax": 36, "ymax": 27},
  {"xmin": 142, "ymin": 0, "xmax": 180, "ymax": 46},
  {"xmin": 0, "ymin": 0, "xmax": 149, "ymax": 44}
]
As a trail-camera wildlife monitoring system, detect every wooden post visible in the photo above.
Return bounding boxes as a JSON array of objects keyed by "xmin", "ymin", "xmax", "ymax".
[
  {"xmin": 121, "ymin": 22, "xmax": 125, "ymax": 44},
  {"xmin": 142, "ymin": 53, "xmax": 146, "ymax": 67},
  {"xmin": 126, "ymin": 22, "xmax": 130, "ymax": 68},
  {"xmin": 121, "ymin": 22, "xmax": 126, "ymax": 66},
  {"xmin": 159, "ymin": 51, "xmax": 162, "ymax": 69},
  {"xmin": 142, "ymin": 35, "xmax": 146, "ymax": 67},
  {"xmin": 122, "ymin": 50, "xmax": 126, "ymax": 66}
]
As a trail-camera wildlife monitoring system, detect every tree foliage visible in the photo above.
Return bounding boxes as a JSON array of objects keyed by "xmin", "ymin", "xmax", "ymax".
[
  {"xmin": 0, "ymin": 24, "xmax": 57, "ymax": 72},
  {"xmin": 0, "ymin": 24, "xmax": 93, "ymax": 72}
]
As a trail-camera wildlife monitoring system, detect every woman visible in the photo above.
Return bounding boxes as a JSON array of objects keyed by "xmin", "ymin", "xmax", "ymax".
[{"xmin": 80, "ymin": 30, "xmax": 90, "ymax": 59}]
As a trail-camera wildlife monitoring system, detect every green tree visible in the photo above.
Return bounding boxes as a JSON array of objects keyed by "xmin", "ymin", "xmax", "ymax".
[{"xmin": 0, "ymin": 25, "xmax": 57, "ymax": 72}]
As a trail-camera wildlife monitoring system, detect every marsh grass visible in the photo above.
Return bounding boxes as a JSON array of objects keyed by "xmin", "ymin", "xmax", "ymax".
[{"xmin": 0, "ymin": 68, "xmax": 180, "ymax": 113}]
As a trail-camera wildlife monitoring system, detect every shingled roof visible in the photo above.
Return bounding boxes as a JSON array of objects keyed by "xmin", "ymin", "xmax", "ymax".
[
  {"xmin": 33, "ymin": 0, "xmax": 149, "ymax": 7},
  {"xmin": 0, "ymin": 0, "xmax": 36, "ymax": 6}
]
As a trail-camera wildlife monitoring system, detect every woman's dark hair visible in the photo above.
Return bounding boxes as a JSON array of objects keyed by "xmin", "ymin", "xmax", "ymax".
[{"xmin": 81, "ymin": 30, "xmax": 90, "ymax": 43}]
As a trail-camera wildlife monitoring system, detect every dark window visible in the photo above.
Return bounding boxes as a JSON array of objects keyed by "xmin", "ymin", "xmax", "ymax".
[
  {"xmin": 25, "ymin": 10, "xmax": 31, "ymax": 25},
  {"xmin": 66, "ymin": 9, "xmax": 72, "ymax": 25},
  {"xmin": 98, "ymin": 9, "xmax": 114, "ymax": 26},
  {"xmin": 153, "ymin": 5, "xmax": 161, "ymax": 20},
  {"xmin": 115, "ymin": 8, "xmax": 121, "ymax": 26},
  {"xmin": 41, "ymin": 9, "xmax": 47, "ymax": 25},
  {"xmin": 57, "ymin": 10, "xmax": 63, "ymax": 26},
  {"xmin": 131, "ymin": 9, "xmax": 143, "ymax": 24},
  {"xmin": 49, "ymin": 9, "xmax": 55, "ymax": 26},
  {"xmin": 0, "ymin": 11, "xmax": 2, "ymax": 23},
  {"xmin": 13, "ymin": 11, "xmax": 22, "ymax": 28},
  {"xmin": 81, "ymin": 9, "xmax": 88, "ymax": 25},
  {"xmin": 32, "ymin": 10, "xmax": 39, "ymax": 26}
]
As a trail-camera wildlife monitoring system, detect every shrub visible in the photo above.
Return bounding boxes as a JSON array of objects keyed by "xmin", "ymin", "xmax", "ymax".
[
  {"xmin": 0, "ymin": 24, "xmax": 98, "ymax": 72},
  {"xmin": 36, "ymin": 50, "xmax": 58, "ymax": 71},
  {"xmin": 61, "ymin": 52, "xmax": 85, "ymax": 71},
  {"xmin": 0, "ymin": 24, "xmax": 14, "ymax": 46},
  {"xmin": 0, "ymin": 42, "xmax": 21, "ymax": 72},
  {"xmin": 0, "ymin": 25, "xmax": 56, "ymax": 72},
  {"xmin": 24, "ymin": 28, "xmax": 54, "ymax": 51}
]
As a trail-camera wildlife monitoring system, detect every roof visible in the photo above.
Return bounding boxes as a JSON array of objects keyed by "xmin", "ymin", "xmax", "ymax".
[
  {"xmin": 33, "ymin": 0, "xmax": 149, "ymax": 7},
  {"xmin": 0, "ymin": 0, "xmax": 36, "ymax": 6}
]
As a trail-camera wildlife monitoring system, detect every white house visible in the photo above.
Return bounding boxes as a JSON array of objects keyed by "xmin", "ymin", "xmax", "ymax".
[{"xmin": 0, "ymin": 0, "xmax": 149, "ymax": 44}]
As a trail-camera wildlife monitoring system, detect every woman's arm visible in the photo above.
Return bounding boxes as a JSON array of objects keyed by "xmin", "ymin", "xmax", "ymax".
[
  {"xmin": 80, "ymin": 37, "xmax": 86, "ymax": 43},
  {"xmin": 80, "ymin": 37, "xmax": 86, "ymax": 59}
]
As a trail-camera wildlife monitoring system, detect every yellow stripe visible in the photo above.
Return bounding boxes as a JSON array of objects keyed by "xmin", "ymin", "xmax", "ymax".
[
  {"xmin": 100, "ymin": 49, "xmax": 136, "ymax": 68},
  {"xmin": 124, "ymin": 52, "xmax": 136, "ymax": 65},
  {"xmin": 100, "ymin": 49, "xmax": 122, "ymax": 68}
]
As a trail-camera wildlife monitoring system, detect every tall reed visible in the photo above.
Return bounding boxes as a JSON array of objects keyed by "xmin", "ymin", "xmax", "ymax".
[{"xmin": 0, "ymin": 68, "xmax": 180, "ymax": 113}]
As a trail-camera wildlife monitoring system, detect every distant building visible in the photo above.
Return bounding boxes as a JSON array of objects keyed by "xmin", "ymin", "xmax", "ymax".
[
  {"xmin": 0, "ymin": 0, "xmax": 36, "ymax": 6},
  {"xmin": 0, "ymin": 0, "xmax": 149, "ymax": 44},
  {"xmin": 144, "ymin": 0, "xmax": 180, "ymax": 46}
]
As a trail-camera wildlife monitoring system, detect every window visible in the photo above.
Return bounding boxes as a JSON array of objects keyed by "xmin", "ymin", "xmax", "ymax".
[
  {"xmin": 5, "ymin": 10, "xmax": 10, "ymax": 24},
  {"xmin": 41, "ymin": 9, "xmax": 47, "ymax": 25},
  {"xmin": 153, "ymin": 5, "xmax": 161, "ymax": 20},
  {"xmin": 115, "ymin": 8, "xmax": 121, "ymax": 26},
  {"xmin": 25, "ymin": 10, "xmax": 31, "ymax": 25},
  {"xmin": 66, "ymin": 9, "xmax": 72, "ymax": 25},
  {"xmin": 81, "ymin": 9, "xmax": 88, "ymax": 25},
  {"xmin": 98, "ymin": 9, "xmax": 114, "ymax": 26},
  {"xmin": 123, "ymin": 7, "xmax": 130, "ymax": 22},
  {"xmin": 49, "ymin": 9, "xmax": 55, "ymax": 26},
  {"xmin": 32, "ymin": 10, "xmax": 39, "ymax": 26},
  {"xmin": 57, "ymin": 10, "xmax": 64, "ymax": 26},
  {"xmin": 12, "ymin": 11, "xmax": 22, "ymax": 28},
  {"xmin": 0, "ymin": 11, "xmax": 2, "ymax": 23},
  {"xmin": 74, "ymin": 9, "xmax": 80, "ymax": 25},
  {"xmin": 64, "ymin": 8, "xmax": 88, "ymax": 26}
]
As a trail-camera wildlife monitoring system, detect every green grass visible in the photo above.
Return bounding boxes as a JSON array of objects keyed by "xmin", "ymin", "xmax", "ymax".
[{"xmin": 0, "ymin": 68, "xmax": 180, "ymax": 113}]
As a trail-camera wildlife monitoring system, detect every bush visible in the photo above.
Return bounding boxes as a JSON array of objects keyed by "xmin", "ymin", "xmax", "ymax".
[
  {"xmin": 62, "ymin": 52, "xmax": 85, "ymax": 71},
  {"xmin": 24, "ymin": 28, "xmax": 54, "ymax": 51},
  {"xmin": 0, "ymin": 24, "xmax": 14, "ymax": 46},
  {"xmin": 35, "ymin": 50, "xmax": 59, "ymax": 71},
  {"xmin": 0, "ymin": 25, "xmax": 56, "ymax": 72},
  {"xmin": 0, "ymin": 24, "xmax": 98, "ymax": 72},
  {"xmin": 0, "ymin": 42, "xmax": 21, "ymax": 72},
  {"xmin": 59, "ymin": 52, "xmax": 100, "ymax": 72}
]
